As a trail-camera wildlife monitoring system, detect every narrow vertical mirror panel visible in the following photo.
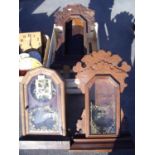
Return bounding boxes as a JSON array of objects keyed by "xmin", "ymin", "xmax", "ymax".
[
  {"xmin": 89, "ymin": 79, "xmax": 116, "ymax": 135},
  {"xmin": 86, "ymin": 76, "xmax": 120, "ymax": 137}
]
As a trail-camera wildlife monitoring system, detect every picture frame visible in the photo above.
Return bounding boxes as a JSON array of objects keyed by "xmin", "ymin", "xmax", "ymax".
[{"xmin": 20, "ymin": 67, "xmax": 66, "ymax": 136}]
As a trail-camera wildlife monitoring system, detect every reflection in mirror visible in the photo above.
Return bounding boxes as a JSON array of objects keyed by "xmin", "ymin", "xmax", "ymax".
[{"xmin": 87, "ymin": 76, "xmax": 120, "ymax": 137}]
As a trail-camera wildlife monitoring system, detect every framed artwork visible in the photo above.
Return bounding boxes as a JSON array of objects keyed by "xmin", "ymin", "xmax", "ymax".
[
  {"xmin": 85, "ymin": 75, "xmax": 120, "ymax": 138},
  {"xmin": 20, "ymin": 67, "xmax": 66, "ymax": 136}
]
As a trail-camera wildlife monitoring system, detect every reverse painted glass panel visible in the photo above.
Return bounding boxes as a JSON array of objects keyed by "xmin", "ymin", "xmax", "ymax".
[
  {"xmin": 89, "ymin": 78, "xmax": 117, "ymax": 135},
  {"xmin": 27, "ymin": 74, "xmax": 61, "ymax": 134}
]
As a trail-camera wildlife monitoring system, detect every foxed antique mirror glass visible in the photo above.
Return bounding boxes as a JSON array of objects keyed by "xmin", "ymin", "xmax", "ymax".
[
  {"xmin": 85, "ymin": 75, "xmax": 120, "ymax": 137},
  {"xmin": 20, "ymin": 67, "xmax": 66, "ymax": 136}
]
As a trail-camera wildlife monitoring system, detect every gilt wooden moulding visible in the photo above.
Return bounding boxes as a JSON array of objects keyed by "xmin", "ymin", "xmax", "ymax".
[
  {"xmin": 73, "ymin": 50, "xmax": 131, "ymax": 138},
  {"xmin": 20, "ymin": 67, "xmax": 66, "ymax": 136}
]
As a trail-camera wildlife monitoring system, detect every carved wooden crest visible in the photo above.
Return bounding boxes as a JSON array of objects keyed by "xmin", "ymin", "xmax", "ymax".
[
  {"xmin": 54, "ymin": 4, "xmax": 95, "ymax": 32},
  {"xmin": 73, "ymin": 50, "xmax": 131, "ymax": 93}
]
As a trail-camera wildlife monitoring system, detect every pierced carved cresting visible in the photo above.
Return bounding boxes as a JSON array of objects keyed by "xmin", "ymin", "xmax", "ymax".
[{"xmin": 73, "ymin": 50, "xmax": 131, "ymax": 93}]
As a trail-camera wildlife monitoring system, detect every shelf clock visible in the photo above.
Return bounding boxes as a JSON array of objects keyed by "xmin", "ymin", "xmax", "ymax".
[
  {"xmin": 20, "ymin": 67, "xmax": 66, "ymax": 136},
  {"xmin": 73, "ymin": 50, "xmax": 131, "ymax": 138}
]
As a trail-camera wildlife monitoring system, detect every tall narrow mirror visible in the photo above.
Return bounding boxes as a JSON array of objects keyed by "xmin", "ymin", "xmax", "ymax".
[{"xmin": 85, "ymin": 75, "xmax": 120, "ymax": 137}]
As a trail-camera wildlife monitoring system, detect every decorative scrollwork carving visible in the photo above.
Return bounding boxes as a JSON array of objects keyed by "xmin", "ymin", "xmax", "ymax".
[{"xmin": 73, "ymin": 50, "xmax": 131, "ymax": 93}]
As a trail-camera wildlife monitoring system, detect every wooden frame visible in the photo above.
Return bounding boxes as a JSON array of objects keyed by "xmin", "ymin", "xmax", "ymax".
[
  {"xmin": 73, "ymin": 50, "xmax": 131, "ymax": 138},
  {"xmin": 73, "ymin": 50, "xmax": 131, "ymax": 94},
  {"xmin": 54, "ymin": 4, "xmax": 95, "ymax": 33},
  {"xmin": 85, "ymin": 75, "xmax": 120, "ymax": 138},
  {"xmin": 20, "ymin": 67, "xmax": 66, "ymax": 136},
  {"xmin": 54, "ymin": 4, "xmax": 95, "ymax": 54}
]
